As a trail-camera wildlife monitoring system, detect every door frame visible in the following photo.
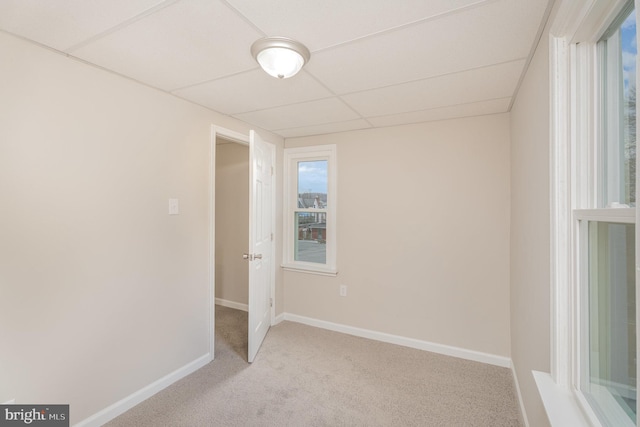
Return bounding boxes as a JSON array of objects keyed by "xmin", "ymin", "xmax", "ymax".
[{"xmin": 209, "ymin": 125, "xmax": 276, "ymax": 361}]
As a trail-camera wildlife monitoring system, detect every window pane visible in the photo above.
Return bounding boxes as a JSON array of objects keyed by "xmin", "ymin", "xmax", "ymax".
[
  {"xmin": 583, "ymin": 221, "xmax": 636, "ymax": 425},
  {"xmin": 621, "ymin": 10, "xmax": 636, "ymax": 207},
  {"xmin": 297, "ymin": 160, "xmax": 328, "ymax": 209},
  {"xmin": 602, "ymin": 7, "xmax": 636, "ymax": 207},
  {"xmin": 294, "ymin": 212, "xmax": 326, "ymax": 264}
]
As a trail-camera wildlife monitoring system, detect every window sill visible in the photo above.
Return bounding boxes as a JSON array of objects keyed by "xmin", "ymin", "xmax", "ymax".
[
  {"xmin": 532, "ymin": 371, "xmax": 592, "ymax": 427},
  {"xmin": 281, "ymin": 264, "xmax": 338, "ymax": 277}
]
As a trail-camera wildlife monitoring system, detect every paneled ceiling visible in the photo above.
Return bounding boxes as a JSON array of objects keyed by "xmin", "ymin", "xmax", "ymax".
[{"xmin": 0, "ymin": 0, "xmax": 552, "ymax": 138}]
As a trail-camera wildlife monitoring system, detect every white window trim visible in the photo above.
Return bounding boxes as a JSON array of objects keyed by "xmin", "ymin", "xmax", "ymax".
[
  {"xmin": 574, "ymin": 208, "xmax": 636, "ymax": 223},
  {"xmin": 547, "ymin": 0, "xmax": 637, "ymax": 426},
  {"xmin": 282, "ymin": 145, "xmax": 337, "ymax": 276}
]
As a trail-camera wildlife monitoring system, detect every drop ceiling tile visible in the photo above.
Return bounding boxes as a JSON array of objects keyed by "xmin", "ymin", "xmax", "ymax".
[
  {"xmin": 368, "ymin": 98, "xmax": 511, "ymax": 128},
  {"xmin": 234, "ymin": 98, "xmax": 361, "ymax": 131},
  {"xmin": 0, "ymin": 0, "xmax": 166, "ymax": 51},
  {"xmin": 306, "ymin": 0, "xmax": 546, "ymax": 94},
  {"xmin": 275, "ymin": 119, "xmax": 372, "ymax": 138},
  {"xmin": 173, "ymin": 69, "xmax": 333, "ymax": 115},
  {"xmin": 1, "ymin": 0, "xmax": 550, "ymax": 137},
  {"xmin": 71, "ymin": 0, "xmax": 262, "ymax": 91},
  {"xmin": 341, "ymin": 60, "xmax": 524, "ymax": 118},
  {"xmin": 225, "ymin": 0, "xmax": 485, "ymax": 51}
]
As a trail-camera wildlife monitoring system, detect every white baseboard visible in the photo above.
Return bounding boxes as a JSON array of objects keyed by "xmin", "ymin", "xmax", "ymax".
[
  {"xmin": 282, "ymin": 313, "xmax": 511, "ymax": 368},
  {"xmin": 75, "ymin": 354, "xmax": 210, "ymax": 427},
  {"xmin": 215, "ymin": 298, "xmax": 248, "ymax": 312},
  {"xmin": 274, "ymin": 313, "xmax": 285, "ymax": 325},
  {"xmin": 511, "ymin": 361, "xmax": 530, "ymax": 427},
  {"xmin": 3, "ymin": 399, "xmax": 15, "ymax": 404},
  {"xmin": 75, "ymin": 313, "xmax": 510, "ymax": 426}
]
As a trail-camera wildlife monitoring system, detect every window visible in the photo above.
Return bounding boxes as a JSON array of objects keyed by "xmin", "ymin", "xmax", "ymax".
[
  {"xmin": 282, "ymin": 145, "xmax": 336, "ymax": 275},
  {"xmin": 551, "ymin": 1, "xmax": 638, "ymax": 425},
  {"xmin": 575, "ymin": 7, "xmax": 638, "ymax": 425},
  {"xmin": 600, "ymin": 4, "xmax": 637, "ymax": 209},
  {"xmin": 581, "ymin": 220, "xmax": 636, "ymax": 425}
]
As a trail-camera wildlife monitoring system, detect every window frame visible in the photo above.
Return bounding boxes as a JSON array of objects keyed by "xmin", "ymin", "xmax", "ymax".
[
  {"xmin": 282, "ymin": 145, "xmax": 337, "ymax": 276},
  {"xmin": 548, "ymin": 0, "xmax": 639, "ymax": 425}
]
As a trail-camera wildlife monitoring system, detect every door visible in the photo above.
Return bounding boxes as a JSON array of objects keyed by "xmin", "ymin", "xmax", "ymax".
[{"xmin": 247, "ymin": 130, "xmax": 274, "ymax": 363}]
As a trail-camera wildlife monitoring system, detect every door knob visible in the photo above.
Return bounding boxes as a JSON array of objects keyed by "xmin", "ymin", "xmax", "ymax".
[
  {"xmin": 243, "ymin": 253, "xmax": 252, "ymax": 261},
  {"xmin": 254, "ymin": 254, "xmax": 263, "ymax": 260}
]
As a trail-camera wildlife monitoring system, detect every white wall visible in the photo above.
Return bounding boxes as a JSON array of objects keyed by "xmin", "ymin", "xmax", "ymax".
[
  {"xmin": 284, "ymin": 115, "xmax": 511, "ymax": 358},
  {"xmin": 0, "ymin": 32, "xmax": 283, "ymax": 424},
  {"xmin": 509, "ymin": 15, "xmax": 553, "ymax": 427},
  {"xmin": 215, "ymin": 142, "xmax": 249, "ymax": 306}
]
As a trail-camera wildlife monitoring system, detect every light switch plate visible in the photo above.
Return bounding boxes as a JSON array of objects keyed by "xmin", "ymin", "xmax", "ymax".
[{"xmin": 169, "ymin": 198, "xmax": 179, "ymax": 215}]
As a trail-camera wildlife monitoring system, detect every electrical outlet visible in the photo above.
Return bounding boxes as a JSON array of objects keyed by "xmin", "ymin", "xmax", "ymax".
[
  {"xmin": 339, "ymin": 285, "xmax": 347, "ymax": 297},
  {"xmin": 169, "ymin": 198, "xmax": 179, "ymax": 215}
]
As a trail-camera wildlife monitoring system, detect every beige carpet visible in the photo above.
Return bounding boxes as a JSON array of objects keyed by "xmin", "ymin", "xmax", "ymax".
[{"xmin": 106, "ymin": 306, "xmax": 522, "ymax": 426}]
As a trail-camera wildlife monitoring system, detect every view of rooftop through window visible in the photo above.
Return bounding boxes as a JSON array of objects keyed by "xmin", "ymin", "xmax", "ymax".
[{"xmin": 295, "ymin": 160, "xmax": 328, "ymax": 264}]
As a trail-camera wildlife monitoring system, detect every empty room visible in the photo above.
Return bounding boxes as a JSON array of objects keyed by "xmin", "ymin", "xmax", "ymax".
[{"xmin": 1, "ymin": 0, "xmax": 637, "ymax": 426}]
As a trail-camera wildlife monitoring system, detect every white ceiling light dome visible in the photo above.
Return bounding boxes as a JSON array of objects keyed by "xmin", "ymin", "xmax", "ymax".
[{"xmin": 251, "ymin": 37, "xmax": 310, "ymax": 79}]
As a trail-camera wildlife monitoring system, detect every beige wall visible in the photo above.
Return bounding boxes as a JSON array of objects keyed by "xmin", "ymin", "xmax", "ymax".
[
  {"xmin": 0, "ymin": 32, "xmax": 283, "ymax": 423},
  {"xmin": 0, "ymin": 13, "xmax": 557, "ymax": 425},
  {"xmin": 509, "ymin": 13, "xmax": 553, "ymax": 427},
  {"xmin": 215, "ymin": 142, "xmax": 249, "ymax": 306},
  {"xmin": 284, "ymin": 115, "xmax": 512, "ymax": 357}
]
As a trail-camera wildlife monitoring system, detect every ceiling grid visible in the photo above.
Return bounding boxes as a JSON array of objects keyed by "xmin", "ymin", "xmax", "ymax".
[{"xmin": 0, "ymin": 0, "xmax": 551, "ymax": 137}]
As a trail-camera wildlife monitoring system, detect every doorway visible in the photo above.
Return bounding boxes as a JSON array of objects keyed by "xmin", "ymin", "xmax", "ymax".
[
  {"xmin": 214, "ymin": 137, "xmax": 249, "ymax": 359},
  {"xmin": 215, "ymin": 138, "xmax": 250, "ymax": 310},
  {"xmin": 210, "ymin": 126, "xmax": 275, "ymax": 363}
]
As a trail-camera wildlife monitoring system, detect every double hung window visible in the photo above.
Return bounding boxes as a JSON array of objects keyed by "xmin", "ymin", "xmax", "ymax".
[
  {"xmin": 282, "ymin": 145, "xmax": 337, "ymax": 275},
  {"xmin": 577, "ymin": 6, "xmax": 638, "ymax": 424},
  {"xmin": 561, "ymin": 1, "xmax": 638, "ymax": 425}
]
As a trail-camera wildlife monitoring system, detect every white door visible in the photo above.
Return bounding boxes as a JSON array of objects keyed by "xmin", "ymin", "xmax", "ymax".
[{"xmin": 247, "ymin": 130, "xmax": 274, "ymax": 363}]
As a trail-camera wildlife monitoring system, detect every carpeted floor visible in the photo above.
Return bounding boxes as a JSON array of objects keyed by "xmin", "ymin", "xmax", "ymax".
[{"xmin": 106, "ymin": 305, "xmax": 522, "ymax": 426}]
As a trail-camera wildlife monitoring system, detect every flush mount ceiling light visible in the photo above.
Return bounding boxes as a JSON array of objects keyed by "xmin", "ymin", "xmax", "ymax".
[{"xmin": 251, "ymin": 37, "xmax": 310, "ymax": 79}]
